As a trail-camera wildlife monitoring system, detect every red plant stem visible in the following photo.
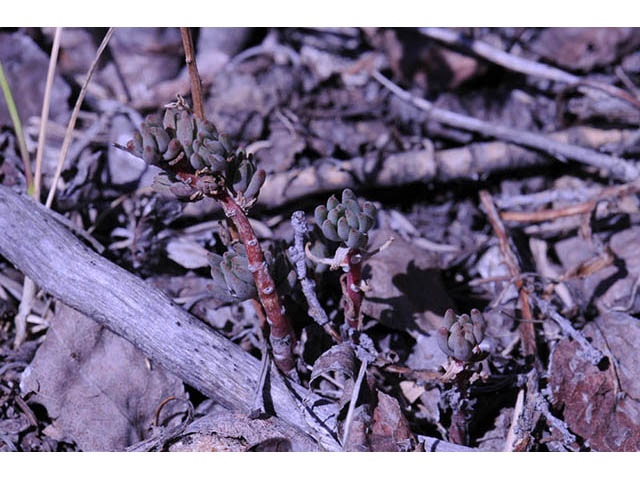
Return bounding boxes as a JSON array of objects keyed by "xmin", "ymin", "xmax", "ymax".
[
  {"xmin": 345, "ymin": 250, "xmax": 363, "ymax": 329},
  {"xmin": 218, "ymin": 194, "xmax": 296, "ymax": 374},
  {"xmin": 180, "ymin": 27, "xmax": 206, "ymax": 121}
]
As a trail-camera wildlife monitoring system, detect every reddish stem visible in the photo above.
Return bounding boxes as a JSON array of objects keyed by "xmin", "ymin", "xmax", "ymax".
[
  {"xmin": 345, "ymin": 250, "xmax": 363, "ymax": 329},
  {"xmin": 218, "ymin": 195, "xmax": 296, "ymax": 374},
  {"xmin": 180, "ymin": 27, "xmax": 206, "ymax": 121}
]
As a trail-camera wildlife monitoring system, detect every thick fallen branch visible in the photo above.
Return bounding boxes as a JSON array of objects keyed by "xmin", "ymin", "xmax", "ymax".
[
  {"xmin": 255, "ymin": 127, "xmax": 637, "ymax": 209},
  {"xmin": 0, "ymin": 185, "xmax": 337, "ymax": 450}
]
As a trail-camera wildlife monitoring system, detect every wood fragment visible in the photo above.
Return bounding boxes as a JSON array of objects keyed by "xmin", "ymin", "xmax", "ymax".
[
  {"xmin": 255, "ymin": 127, "xmax": 638, "ymax": 210},
  {"xmin": 373, "ymin": 70, "xmax": 639, "ymax": 182},
  {"xmin": 0, "ymin": 185, "xmax": 339, "ymax": 450},
  {"xmin": 479, "ymin": 190, "xmax": 537, "ymax": 358}
]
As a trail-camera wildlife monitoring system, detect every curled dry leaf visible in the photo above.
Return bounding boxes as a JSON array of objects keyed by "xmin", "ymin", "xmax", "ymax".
[{"xmin": 310, "ymin": 343, "xmax": 358, "ymax": 411}]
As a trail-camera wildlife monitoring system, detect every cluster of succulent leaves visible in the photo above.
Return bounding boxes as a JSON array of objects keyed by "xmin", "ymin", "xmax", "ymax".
[
  {"xmin": 314, "ymin": 189, "xmax": 377, "ymax": 250},
  {"xmin": 436, "ymin": 309, "xmax": 487, "ymax": 363},
  {"xmin": 125, "ymin": 103, "xmax": 265, "ymax": 202},
  {"xmin": 207, "ymin": 225, "xmax": 296, "ymax": 303}
]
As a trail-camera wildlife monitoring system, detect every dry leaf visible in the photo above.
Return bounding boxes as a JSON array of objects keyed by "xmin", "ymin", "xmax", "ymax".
[
  {"xmin": 168, "ymin": 412, "xmax": 318, "ymax": 452},
  {"xmin": 310, "ymin": 343, "xmax": 357, "ymax": 410},
  {"xmin": 21, "ymin": 303, "xmax": 184, "ymax": 451},
  {"xmin": 368, "ymin": 391, "xmax": 415, "ymax": 452}
]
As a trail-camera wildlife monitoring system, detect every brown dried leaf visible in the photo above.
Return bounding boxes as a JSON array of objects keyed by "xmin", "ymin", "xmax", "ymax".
[
  {"xmin": 549, "ymin": 311, "xmax": 640, "ymax": 451},
  {"xmin": 556, "ymin": 226, "xmax": 640, "ymax": 314},
  {"xmin": 310, "ymin": 343, "xmax": 357, "ymax": 410},
  {"xmin": 368, "ymin": 391, "xmax": 415, "ymax": 452},
  {"xmin": 21, "ymin": 303, "xmax": 184, "ymax": 451},
  {"xmin": 342, "ymin": 405, "xmax": 371, "ymax": 452},
  {"xmin": 532, "ymin": 28, "xmax": 640, "ymax": 72}
]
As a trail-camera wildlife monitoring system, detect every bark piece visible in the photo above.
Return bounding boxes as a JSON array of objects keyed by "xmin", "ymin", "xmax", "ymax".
[
  {"xmin": 549, "ymin": 312, "xmax": 640, "ymax": 451},
  {"xmin": 167, "ymin": 412, "xmax": 319, "ymax": 452}
]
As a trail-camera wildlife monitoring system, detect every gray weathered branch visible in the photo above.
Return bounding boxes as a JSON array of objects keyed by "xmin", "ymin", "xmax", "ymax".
[{"xmin": 0, "ymin": 185, "xmax": 337, "ymax": 450}]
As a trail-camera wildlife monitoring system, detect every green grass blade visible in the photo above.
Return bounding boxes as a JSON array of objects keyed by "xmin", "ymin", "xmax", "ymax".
[{"xmin": 0, "ymin": 59, "xmax": 33, "ymax": 193}]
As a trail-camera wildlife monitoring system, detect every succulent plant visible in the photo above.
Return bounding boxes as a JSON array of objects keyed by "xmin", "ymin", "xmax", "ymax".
[
  {"xmin": 436, "ymin": 309, "xmax": 487, "ymax": 363},
  {"xmin": 208, "ymin": 244, "xmax": 257, "ymax": 301},
  {"xmin": 124, "ymin": 103, "xmax": 265, "ymax": 203},
  {"xmin": 208, "ymin": 238, "xmax": 296, "ymax": 303},
  {"xmin": 314, "ymin": 189, "xmax": 377, "ymax": 251}
]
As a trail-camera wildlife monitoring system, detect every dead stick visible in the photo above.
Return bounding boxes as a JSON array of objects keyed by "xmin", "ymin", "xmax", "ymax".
[
  {"xmin": 373, "ymin": 70, "xmax": 639, "ymax": 182},
  {"xmin": 180, "ymin": 27, "xmax": 206, "ymax": 121},
  {"xmin": 0, "ymin": 185, "xmax": 338, "ymax": 449},
  {"xmin": 479, "ymin": 190, "xmax": 536, "ymax": 357},
  {"xmin": 500, "ymin": 180, "xmax": 640, "ymax": 223}
]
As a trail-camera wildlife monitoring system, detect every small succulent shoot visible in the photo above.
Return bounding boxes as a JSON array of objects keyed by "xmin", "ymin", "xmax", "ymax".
[
  {"xmin": 437, "ymin": 309, "xmax": 487, "ymax": 363},
  {"xmin": 208, "ymin": 235, "xmax": 296, "ymax": 304},
  {"xmin": 311, "ymin": 189, "xmax": 379, "ymax": 330},
  {"xmin": 208, "ymin": 244, "xmax": 257, "ymax": 302},
  {"xmin": 314, "ymin": 188, "xmax": 377, "ymax": 251},
  {"xmin": 121, "ymin": 97, "xmax": 265, "ymax": 209}
]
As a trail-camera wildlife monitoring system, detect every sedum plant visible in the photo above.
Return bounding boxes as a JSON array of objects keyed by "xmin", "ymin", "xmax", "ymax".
[
  {"xmin": 208, "ymin": 228, "xmax": 296, "ymax": 305},
  {"xmin": 121, "ymin": 98, "xmax": 296, "ymax": 376},
  {"xmin": 313, "ymin": 189, "xmax": 378, "ymax": 329},
  {"xmin": 436, "ymin": 308, "xmax": 487, "ymax": 363},
  {"xmin": 125, "ymin": 101, "xmax": 265, "ymax": 206}
]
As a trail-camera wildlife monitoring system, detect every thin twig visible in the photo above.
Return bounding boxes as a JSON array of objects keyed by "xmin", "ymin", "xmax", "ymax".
[
  {"xmin": 419, "ymin": 27, "xmax": 640, "ymax": 110},
  {"xmin": 536, "ymin": 299, "xmax": 604, "ymax": 365},
  {"xmin": 0, "ymin": 60, "xmax": 32, "ymax": 192},
  {"xmin": 13, "ymin": 25, "xmax": 61, "ymax": 348},
  {"xmin": 479, "ymin": 190, "xmax": 536, "ymax": 358},
  {"xmin": 45, "ymin": 27, "xmax": 114, "ymax": 208},
  {"xmin": 537, "ymin": 387, "xmax": 577, "ymax": 447},
  {"xmin": 34, "ymin": 27, "xmax": 62, "ymax": 200},
  {"xmin": 290, "ymin": 211, "xmax": 340, "ymax": 342},
  {"xmin": 373, "ymin": 70, "xmax": 639, "ymax": 182},
  {"xmin": 500, "ymin": 180, "xmax": 640, "ymax": 223},
  {"xmin": 250, "ymin": 339, "xmax": 271, "ymax": 419},
  {"xmin": 341, "ymin": 359, "xmax": 368, "ymax": 449},
  {"xmin": 180, "ymin": 27, "xmax": 205, "ymax": 121}
]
